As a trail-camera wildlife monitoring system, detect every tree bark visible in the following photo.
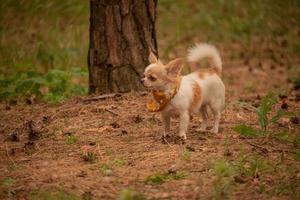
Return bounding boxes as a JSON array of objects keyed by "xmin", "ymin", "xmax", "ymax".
[{"xmin": 88, "ymin": 0, "xmax": 158, "ymax": 94}]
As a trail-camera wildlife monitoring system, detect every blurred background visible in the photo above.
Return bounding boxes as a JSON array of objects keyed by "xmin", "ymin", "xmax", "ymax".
[{"xmin": 0, "ymin": 0, "xmax": 299, "ymax": 102}]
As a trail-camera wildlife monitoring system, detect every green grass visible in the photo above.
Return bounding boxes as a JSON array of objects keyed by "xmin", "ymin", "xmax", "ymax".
[
  {"xmin": 206, "ymin": 159, "xmax": 236, "ymax": 200},
  {"xmin": 99, "ymin": 157, "xmax": 126, "ymax": 176},
  {"xmin": 29, "ymin": 188, "xmax": 80, "ymax": 200},
  {"xmin": 207, "ymin": 154, "xmax": 282, "ymax": 199},
  {"xmin": 233, "ymin": 92, "xmax": 295, "ymax": 138},
  {"xmin": 0, "ymin": 177, "xmax": 15, "ymax": 198},
  {"xmin": 0, "ymin": 68, "xmax": 87, "ymax": 102},
  {"xmin": 0, "ymin": 0, "xmax": 89, "ymax": 102},
  {"xmin": 81, "ymin": 152, "xmax": 96, "ymax": 164},
  {"xmin": 157, "ymin": 0, "xmax": 300, "ymax": 59},
  {"xmin": 66, "ymin": 134, "xmax": 78, "ymax": 145},
  {"xmin": 117, "ymin": 189, "xmax": 145, "ymax": 200},
  {"xmin": 0, "ymin": 0, "xmax": 89, "ymax": 75},
  {"xmin": 145, "ymin": 171, "xmax": 186, "ymax": 184}
]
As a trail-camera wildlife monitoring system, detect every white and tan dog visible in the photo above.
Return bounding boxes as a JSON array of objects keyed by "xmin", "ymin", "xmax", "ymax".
[{"xmin": 142, "ymin": 43, "xmax": 225, "ymax": 140}]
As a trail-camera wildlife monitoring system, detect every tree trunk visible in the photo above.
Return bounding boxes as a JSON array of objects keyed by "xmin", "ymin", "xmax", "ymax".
[{"xmin": 88, "ymin": 0, "xmax": 158, "ymax": 94}]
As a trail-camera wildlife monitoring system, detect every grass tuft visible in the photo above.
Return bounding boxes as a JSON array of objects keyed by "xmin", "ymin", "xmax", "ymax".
[
  {"xmin": 145, "ymin": 170, "xmax": 186, "ymax": 184},
  {"xmin": 117, "ymin": 189, "xmax": 145, "ymax": 200}
]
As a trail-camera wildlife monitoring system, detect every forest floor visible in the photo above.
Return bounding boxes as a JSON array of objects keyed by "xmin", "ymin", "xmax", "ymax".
[
  {"xmin": 1, "ymin": 39, "xmax": 300, "ymax": 200},
  {"xmin": 1, "ymin": 1, "xmax": 300, "ymax": 199}
]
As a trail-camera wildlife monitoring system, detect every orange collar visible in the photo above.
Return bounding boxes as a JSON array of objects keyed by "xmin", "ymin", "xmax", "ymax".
[{"xmin": 147, "ymin": 77, "xmax": 181, "ymax": 112}]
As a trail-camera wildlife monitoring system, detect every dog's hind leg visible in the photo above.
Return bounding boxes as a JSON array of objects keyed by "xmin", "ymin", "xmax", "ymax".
[
  {"xmin": 209, "ymin": 101, "xmax": 223, "ymax": 134},
  {"xmin": 199, "ymin": 105, "xmax": 208, "ymax": 132}
]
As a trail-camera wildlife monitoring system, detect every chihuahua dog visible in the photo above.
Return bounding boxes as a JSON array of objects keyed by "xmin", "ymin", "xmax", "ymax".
[{"xmin": 141, "ymin": 43, "xmax": 225, "ymax": 140}]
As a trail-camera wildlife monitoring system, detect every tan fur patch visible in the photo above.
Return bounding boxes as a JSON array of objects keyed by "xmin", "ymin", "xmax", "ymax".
[
  {"xmin": 198, "ymin": 68, "xmax": 217, "ymax": 79},
  {"xmin": 190, "ymin": 82, "xmax": 201, "ymax": 110}
]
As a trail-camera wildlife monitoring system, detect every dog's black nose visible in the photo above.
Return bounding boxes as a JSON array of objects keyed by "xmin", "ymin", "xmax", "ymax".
[{"xmin": 140, "ymin": 78, "xmax": 144, "ymax": 83}]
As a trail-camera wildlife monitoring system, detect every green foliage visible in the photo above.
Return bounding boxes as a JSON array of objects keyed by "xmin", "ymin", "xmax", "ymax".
[
  {"xmin": 118, "ymin": 189, "xmax": 145, "ymax": 200},
  {"xmin": 145, "ymin": 171, "xmax": 186, "ymax": 184},
  {"xmin": 145, "ymin": 172, "xmax": 166, "ymax": 184},
  {"xmin": 207, "ymin": 155, "xmax": 275, "ymax": 199},
  {"xmin": 66, "ymin": 135, "xmax": 78, "ymax": 145},
  {"xmin": 0, "ymin": 177, "xmax": 15, "ymax": 197},
  {"xmin": 99, "ymin": 157, "xmax": 125, "ymax": 176},
  {"xmin": 287, "ymin": 66, "xmax": 300, "ymax": 88},
  {"xmin": 0, "ymin": 68, "xmax": 87, "ymax": 103},
  {"xmin": 81, "ymin": 152, "xmax": 96, "ymax": 164},
  {"xmin": 293, "ymin": 137, "xmax": 300, "ymax": 149},
  {"xmin": 235, "ymin": 155, "xmax": 273, "ymax": 178},
  {"xmin": 1, "ymin": 178, "xmax": 14, "ymax": 188},
  {"xmin": 293, "ymin": 77, "xmax": 300, "ymax": 89},
  {"xmin": 293, "ymin": 149, "xmax": 300, "ymax": 161},
  {"xmin": 0, "ymin": 0, "xmax": 88, "ymax": 102},
  {"xmin": 233, "ymin": 124, "xmax": 260, "ymax": 138},
  {"xmin": 29, "ymin": 188, "xmax": 80, "ymax": 200},
  {"xmin": 256, "ymin": 93, "xmax": 277, "ymax": 132},
  {"xmin": 99, "ymin": 164, "xmax": 112, "ymax": 176},
  {"xmin": 0, "ymin": 0, "xmax": 89, "ymax": 75},
  {"xmin": 181, "ymin": 149, "xmax": 191, "ymax": 161},
  {"xmin": 213, "ymin": 159, "xmax": 235, "ymax": 178},
  {"xmin": 158, "ymin": 0, "xmax": 300, "ymax": 58},
  {"xmin": 206, "ymin": 159, "xmax": 236, "ymax": 200},
  {"xmin": 233, "ymin": 93, "xmax": 294, "ymax": 138},
  {"xmin": 271, "ymin": 178, "xmax": 300, "ymax": 198}
]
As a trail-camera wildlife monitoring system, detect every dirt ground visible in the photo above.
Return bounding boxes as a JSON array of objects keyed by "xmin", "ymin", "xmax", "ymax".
[{"xmin": 1, "ymin": 41, "xmax": 300, "ymax": 199}]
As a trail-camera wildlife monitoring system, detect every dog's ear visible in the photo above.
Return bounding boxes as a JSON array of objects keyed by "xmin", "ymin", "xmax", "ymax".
[
  {"xmin": 165, "ymin": 58, "xmax": 184, "ymax": 77},
  {"xmin": 149, "ymin": 51, "xmax": 158, "ymax": 64}
]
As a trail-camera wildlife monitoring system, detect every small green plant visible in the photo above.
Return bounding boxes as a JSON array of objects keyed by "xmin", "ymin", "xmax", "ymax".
[
  {"xmin": 293, "ymin": 77, "xmax": 300, "ymax": 89},
  {"xmin": 66, "ymin": 135, "xmax": 78, "ymax": 145},
  {"xmin": 234, "ymin": 154, "xmax": 273, "ymax": 179},
  {"xmin": 145, "ymin": 172, "xmax": 166, "ymax": 184},
  {"xmin": 213, "ymin": 159, "xmax": 235, "ymax": 178},
  {"xmin": 111, "ymin": 157, "xmax": 125, "ymax": 167},
  {"xmin": 271, "ymin": 178, "xmax": 300, "ymax": 198},
  {"xmin": 145, "ymin": 171, "xmax": 186, "ymax": 184},
  {"xmin": 99, "ymin": 164, "xmax": 113, "ymax": 176},
  {"xmin": 233, "ymin": 93, "xmax": 294, "ymax": 138},
  {"xmin": 81, "ymin": 152, "xmax": 96, "ymax": 164},
  {"xmin": 181, "ymin": 149, "xmax": 191, "ymax": 162},
  {"xmin": 99, "ymin": 157, "xmax": 125, "ymax": 176},
  {"xmin": 0, "ymin": 177, "xmax": 15, "ymax": 197},
  {"xmin": 28, "ymin": 188, "xmax": 80, "ymax": 200},
  {"xmin": 293, "ymin": 136, "xmax": 300, "ymax": 149},
  {"xmin": 293, "ymin": 149, "xmax": 300, "ymax": 161},
  {"xmin": 118, "ymin": 189, "xmax": 145, "ymax": 200},
  {"xmin": 206, "ymin": 159, "xmax": 236, "ymax": 200},
  {"xmin": 0, "ymin": 68, "xmax": 87, "ymax": 103}
]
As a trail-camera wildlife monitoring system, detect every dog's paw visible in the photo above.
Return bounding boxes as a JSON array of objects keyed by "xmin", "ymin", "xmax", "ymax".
[
  {"xmin": 175, "ymin": 133, "xmax": 186, "ymax": 144},
  {"xmin": 175, "ymin": 136, "xmax": 186, "ymax": 144}
]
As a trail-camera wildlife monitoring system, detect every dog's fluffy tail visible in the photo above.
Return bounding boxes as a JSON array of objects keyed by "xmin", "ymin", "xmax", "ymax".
[{"xmin": 187, "ymin": 43, "xmax": 222, "ymax": 74}]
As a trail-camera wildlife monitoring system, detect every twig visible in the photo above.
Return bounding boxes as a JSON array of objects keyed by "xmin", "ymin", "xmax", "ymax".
[
  {"xmin": 104, "ymin": 108, "xmax": 119, "ymax": 116},
  {"xmin": 83, "ymin": 93, "xmax": 121, "ymax": 102},
  {"xmin": 190, "ymin": 169, "xmax": 208, "ymax": 173},
  {"xmin": 162, "ymin": 137, "xmax": 173, "ymax": 148},
  {"xmin": 244, "ymin": 139, "xmax": 268, "ymax": 155}
]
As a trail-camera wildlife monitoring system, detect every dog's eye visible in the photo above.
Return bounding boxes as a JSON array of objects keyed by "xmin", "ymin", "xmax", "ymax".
[{"xmin": 148, "ymin": 75, "xmax": 157, "ymax": 81}]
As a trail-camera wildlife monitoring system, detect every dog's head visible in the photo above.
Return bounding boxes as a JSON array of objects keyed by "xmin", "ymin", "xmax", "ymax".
[{"xmin": 141, "ymin": 51, "xmax": 183, "ymax": 90}]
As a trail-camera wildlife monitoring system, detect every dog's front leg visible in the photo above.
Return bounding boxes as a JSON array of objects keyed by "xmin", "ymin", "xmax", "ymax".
[
  {"xmin": 179, "ymin": 111, "xmax": 189, "ymax": 140},
  {"xmin": 161, "ymin": 112, "xmax": 171, "ymax": 138}
]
